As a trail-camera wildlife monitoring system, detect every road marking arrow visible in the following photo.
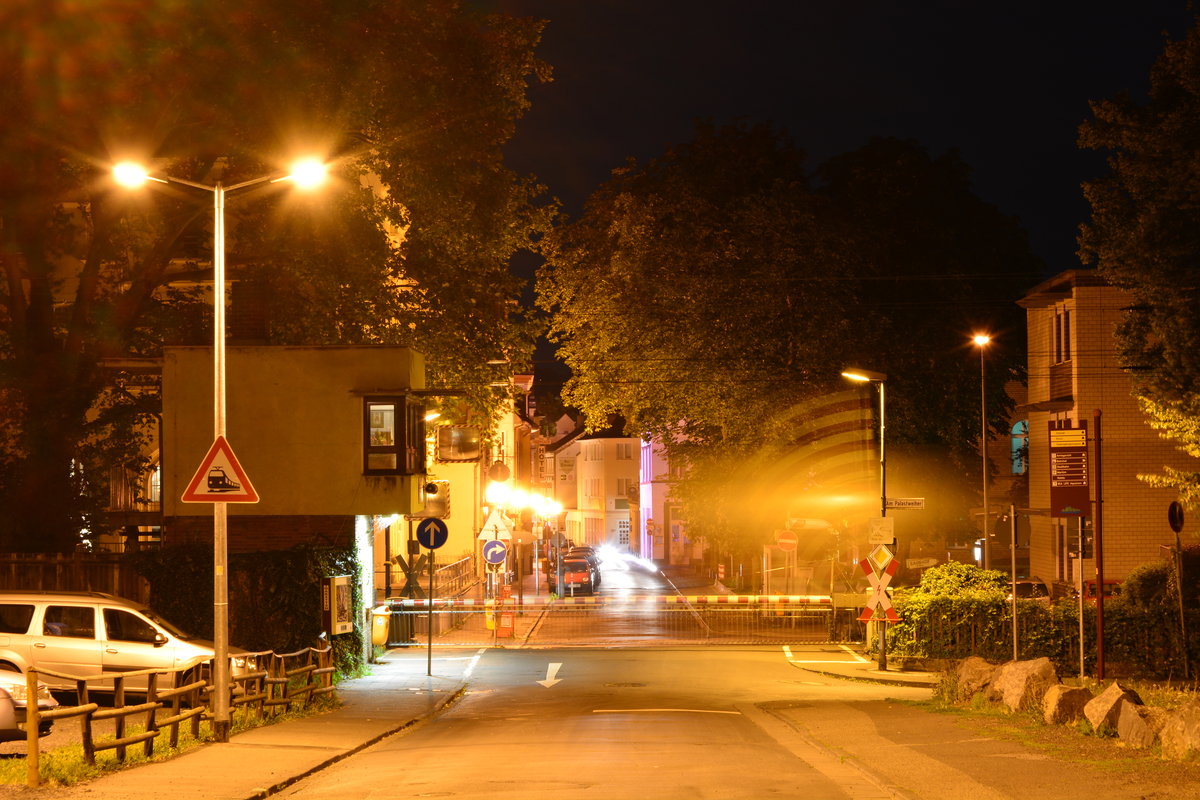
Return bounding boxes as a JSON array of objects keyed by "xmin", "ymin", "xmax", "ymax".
[{"xmin": 537, "ymin": 662, "xmax": 563, "ymax": 688}]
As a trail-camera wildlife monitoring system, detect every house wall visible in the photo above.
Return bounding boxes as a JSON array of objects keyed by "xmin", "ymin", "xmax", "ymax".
[
  {"xmin": 162, "ymin": 345, "xmax": 425, "ymax": 523},
  {"xmin": 1023, "ymin": 273, "xmax": 1194, "ymax": 589},
  {"xmin": 569, "ymin": 436, "xmax": 639, "ymax": 548}
]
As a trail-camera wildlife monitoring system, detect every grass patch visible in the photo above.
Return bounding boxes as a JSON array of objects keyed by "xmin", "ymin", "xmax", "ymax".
[{"xmin": 1, "ymin": 695, "xmax": 339, "ymax": 787}]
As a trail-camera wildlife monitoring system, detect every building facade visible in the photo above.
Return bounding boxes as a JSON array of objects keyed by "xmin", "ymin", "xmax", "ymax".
[{"xmin": 1019, "ymin": 270, "xmax": 1196, "ymax": 593}]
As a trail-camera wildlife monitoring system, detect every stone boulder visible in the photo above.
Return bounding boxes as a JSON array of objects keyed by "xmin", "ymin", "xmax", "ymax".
[
  {"xmin": 1160, "ymin": 700, "xmax": 1200, "ymax": 761},
  {"xmin": 1042, "ymin": 684, "xmax": 1093, "ymax": 725},
  {"xmin": 1117, "ymin": 703, "xmax": 1168, "ymax": 749},
  {"xmin": 989, "ymin": 658, "xmax": 1059, "ymax": 712},
  {"xmin": 1084, "ymin": 681, "xmax": 1144, "ymax": 733},
  {"xmin": 955, "ymin": 656, "xmax": 997, "ymax": 702}
]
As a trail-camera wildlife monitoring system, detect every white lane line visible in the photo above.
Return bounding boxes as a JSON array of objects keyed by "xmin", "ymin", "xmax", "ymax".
[
  {"xmin": 592, "ymin": 708, "xmax": 741, "ymax": 715},
  {"xmin": 783, "ymin": 645, "xmax": 794, "ymax": 659},
  {"xmin": 462, "ymin": 647, "xmax": 486, "ymax": 679}
]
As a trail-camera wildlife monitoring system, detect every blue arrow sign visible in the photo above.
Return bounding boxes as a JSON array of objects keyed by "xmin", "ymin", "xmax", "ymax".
[
  {"xmin": 416, "ymin": 517, "xmax": 449, "ymax": 550},
  {"xmin": 482, "ymin": 539, "xmax": 508, "ymax": 565}
]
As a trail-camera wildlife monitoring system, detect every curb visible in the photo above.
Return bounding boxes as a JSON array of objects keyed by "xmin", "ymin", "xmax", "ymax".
[{"xmin": 799, "ymin": 665, "xmax": 939, "ymax": 689}]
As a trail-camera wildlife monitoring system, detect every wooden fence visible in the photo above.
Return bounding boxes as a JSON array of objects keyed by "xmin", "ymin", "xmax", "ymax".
[
  {"xmin": 0, "ymin": 553, "xmax": 148, "ymax": 603},
  {"xmin": 24, "ymin": 645, "xmax": 335, "ymax": 788}
]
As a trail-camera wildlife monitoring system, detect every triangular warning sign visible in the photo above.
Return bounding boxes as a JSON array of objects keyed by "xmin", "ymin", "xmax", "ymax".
[
  {"xmin": 181, "ymin": 436, "xmax": 260, "ymax": 503},
  {"xmin": 476, "ymin": 508, "xmax": 513, "ymax": 540}
]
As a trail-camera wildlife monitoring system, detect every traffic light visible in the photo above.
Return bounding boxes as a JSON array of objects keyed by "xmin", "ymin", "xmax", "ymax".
[{"xmin": 424, "ymin": 480, "xmax": 450, "ymax": 518}]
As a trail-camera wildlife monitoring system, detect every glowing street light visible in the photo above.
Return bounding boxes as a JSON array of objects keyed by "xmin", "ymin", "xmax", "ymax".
[
  {"xmin": 114, "ymin": 157, "xmax": 327, "ymax": 741},
  {"xmin": 973, "ymin": 334, "xmax": 992, "ymax": 570}
]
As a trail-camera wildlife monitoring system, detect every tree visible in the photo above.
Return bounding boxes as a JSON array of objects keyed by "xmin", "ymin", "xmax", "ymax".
[
  {"xmin": 0, "ymin": 0, "xmax": 553, "ymax": 552},
  {"xmin": 1079, "ymin": 18, "xmax": 1200, "ymax": 506},
  {"xmin": 538, "ymin": 125, "xmax": 1040, "ymax": 551}
]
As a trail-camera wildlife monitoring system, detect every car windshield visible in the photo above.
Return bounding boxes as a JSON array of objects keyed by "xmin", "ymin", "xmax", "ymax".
[{"xmin": 563, "ymin": 561, "xmax": 590, "ymax": 572}]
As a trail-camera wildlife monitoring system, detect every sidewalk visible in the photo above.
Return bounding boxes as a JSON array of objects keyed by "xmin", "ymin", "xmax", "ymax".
[{"xmin": 45, "ymin": 652, "xmax": 468, "ymax": 800}]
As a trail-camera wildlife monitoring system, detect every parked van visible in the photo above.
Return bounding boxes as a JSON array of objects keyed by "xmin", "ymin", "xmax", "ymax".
[{"xmin": 0, "ymin": 591, "xmax": 249, "ymax": 691}]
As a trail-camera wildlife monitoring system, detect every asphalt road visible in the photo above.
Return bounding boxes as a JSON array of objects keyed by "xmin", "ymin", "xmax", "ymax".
[{"xmin": 273, "ymin": 646, "xmax": 1200, "ymax": 800}]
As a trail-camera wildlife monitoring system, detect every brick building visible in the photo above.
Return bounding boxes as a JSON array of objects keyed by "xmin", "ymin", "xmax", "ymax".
[{"xmin": 1018, "ymin": 270, "xmax": 1195, "ymax": 593}]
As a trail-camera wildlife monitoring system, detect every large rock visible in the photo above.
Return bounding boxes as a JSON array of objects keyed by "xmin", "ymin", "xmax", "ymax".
[
  {"xmin": 1117, "ymin": 703, "xmax": 1168, "ymax": 749},
  {"xmin": 990, "ymin": 658, "xmax": 1059, "ymax": 712},
  {"xmin": 955, "ymin": 656, "xmax": 997, "ymax": 702},
  {"xmin": 1043, "ymin": 684, "xmax": 1093, "ymax": 725},
  {"xmin": 1160, "ymin": 700, "xmax": 1200, "ymax": 760},
  {"xmin": 1084, "ymin": 681, "xmax": 1144, "ymax": 733}
]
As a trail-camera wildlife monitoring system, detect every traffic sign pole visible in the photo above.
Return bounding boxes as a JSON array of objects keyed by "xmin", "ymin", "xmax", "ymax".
[{"xmin": 427, "ymin": 548, "xmax": 434, "ymax": 677}]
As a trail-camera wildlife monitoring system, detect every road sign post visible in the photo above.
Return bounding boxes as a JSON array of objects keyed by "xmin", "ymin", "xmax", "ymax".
[{"xmin": 413, "ymin": 517, "xmax": 449, "ymax": 677}]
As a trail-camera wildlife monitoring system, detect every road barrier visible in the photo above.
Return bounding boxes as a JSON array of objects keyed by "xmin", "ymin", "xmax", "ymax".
[{"xmin": 386, "ymin": 596, "xmax": 865, "ymax": 647}]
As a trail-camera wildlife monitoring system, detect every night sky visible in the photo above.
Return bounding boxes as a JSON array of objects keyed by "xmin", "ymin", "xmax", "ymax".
[{"xmin": 496, "ymin": 2, "xmax": 1195, "ymax": 273}]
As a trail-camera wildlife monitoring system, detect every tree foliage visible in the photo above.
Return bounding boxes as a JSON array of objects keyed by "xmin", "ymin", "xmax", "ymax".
[
  {"xmin": 538, "ymin": 124, "xmax": 1040, "ymax": 549},
  {"xmin": 0, "ymin": 0, "xmax": 553, "ymax": 551},
  {"xmin": 1079, "ymin": 18, "xmax": 1200, "ymax": 508}
]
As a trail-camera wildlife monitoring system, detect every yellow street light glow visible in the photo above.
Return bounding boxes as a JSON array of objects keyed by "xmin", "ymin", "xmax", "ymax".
[
  {"xmin": 112, "ymin": 162, "xmax": 166, "ymax": 188},
  {"xmin": 286, "ymin": 158, "xmax": 327, "ymax": 190},
  {"xmin": 841, "ymin": 367, "xmax": 887, "ymax": 383},
  {"xmin": 485, "ymin": 481, "xmax": 512, "ymax": 506},
  {"xmin": 973, "ymin": 333, "xmax": 991, "ymax": 347}
]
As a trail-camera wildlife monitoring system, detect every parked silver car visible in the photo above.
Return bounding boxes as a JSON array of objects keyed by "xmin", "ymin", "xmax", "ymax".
[
  {"xmin": 0, "ymin": 591, "xmax": 252, "ymax": 692},
  {"xmin": 0, "ymin": 669, "xmax": 57, "ymax": 742}
]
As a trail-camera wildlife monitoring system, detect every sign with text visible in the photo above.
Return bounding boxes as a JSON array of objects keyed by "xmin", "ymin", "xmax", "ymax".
[
  {"xmin": 868, "ymin": 517, "xmax": 895, "ymax": 545},
  {"xmin": 1049, "ymin": 421, "xmax": 1090, "ymax": 518}
]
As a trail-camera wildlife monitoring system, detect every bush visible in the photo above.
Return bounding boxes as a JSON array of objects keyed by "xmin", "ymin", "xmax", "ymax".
[{"xmin": 130, "ymin": 543, "xmax": 364, "ymax": 678}]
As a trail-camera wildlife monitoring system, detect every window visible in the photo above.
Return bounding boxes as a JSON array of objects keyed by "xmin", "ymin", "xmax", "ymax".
[
  {"xmin": 43, "ymin": 606, "xmax": 95, "ymax": 638},
  {"xmin": 616, "ymin": 477, "xmax": 635, "ymax": 498},
  {"xmin": 1010, "ymin": 420, "xmax": 1028, "ymax": 475},
  {"xmin": 1054, "ymin": 306, "xmax": 1071, "ymax": 364},
  {"xmin": 615, "ymin": 442, "xmax": 633, "ymax": 460},
  {"xmin": 104, "ymin": 609, "xmax": 160, "ymax": 644},
  {"xmin": 364, "ymin": 397, "xmax": 425, "ymax": 475},
  {"xmin": 0, "ymin": 604, "xmax": 33, "ymax": 634},
  {"xmin": 617, "ymin": 519, "xmax": 631, "ymax": 546}
]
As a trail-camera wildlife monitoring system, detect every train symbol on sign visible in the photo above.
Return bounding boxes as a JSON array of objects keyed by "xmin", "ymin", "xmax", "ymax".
[{"xmin": 207, "ymin": 467, "xmax": 242, "ymax": 493}]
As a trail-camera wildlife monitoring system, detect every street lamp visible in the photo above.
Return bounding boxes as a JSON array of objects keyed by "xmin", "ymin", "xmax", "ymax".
[
  {"xmin": 841, "ymin": 367, "xmax": 888, "ymax": 670},
  {"xmin": 114, "ymin": 158, "xmax": 327, "ymax": 741},
  {"xmin": 973, "ymin": 334, "xmax": 992, "ymax": 570},
  {"xmin": 841, "ymin": 368, "xmax": 887, "ymax": 519}
]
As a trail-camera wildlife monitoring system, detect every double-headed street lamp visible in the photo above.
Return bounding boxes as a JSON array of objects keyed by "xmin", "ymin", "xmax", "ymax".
[
  {"xmin": 973, "ymin": 334, "xmax": 992, "ymax": 570},
  {"xmin": 114, "ymin": 158, "xmax": 327, "ymax": 741}
]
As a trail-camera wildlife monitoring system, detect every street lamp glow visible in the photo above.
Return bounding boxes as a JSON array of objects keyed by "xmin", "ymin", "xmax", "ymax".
[
  {"xmin": 285, "ymin": 158, "xmax": 328, "ymax": 190},
  {"xmin": 973, "ymin": 333, "xmax": 992, "ymax": 348},
  {"xmin": 841, "ymin": 367, "xmax": 887, "ymax": 383},
  {"xmin": 112, "ymin": 162, "xmax": 164, "ymax": 188}
]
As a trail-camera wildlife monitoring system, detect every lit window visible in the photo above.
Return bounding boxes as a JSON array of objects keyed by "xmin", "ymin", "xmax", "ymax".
[
  {"xmin": 1011, "ymin": 420, "xmax": 1029, "ymax": 475},
  {"xmin": 364, "ymin": 397, "xmax": 425, "ymax": 475}
]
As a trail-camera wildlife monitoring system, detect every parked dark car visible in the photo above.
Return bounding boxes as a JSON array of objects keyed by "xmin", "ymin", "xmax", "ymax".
[
  {"xmin": 565, "ymin": 547, "xmax": 602, "ymax": 587},
  {"xmin": 548, "ymin": 557, "xmax": 597, "ymax": 596}
]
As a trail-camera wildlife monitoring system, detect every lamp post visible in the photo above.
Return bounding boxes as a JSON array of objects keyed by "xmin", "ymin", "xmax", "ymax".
[
  {"xmin": 114, "ymin": 158, "xmax": 326, "ymax": 741},
  {"xmin": 973, "ymin": 334, "xmax": 992, "ymax": 570},
  {"xmin": 841, "ymin": 368, "xmax": 887, "ymax": 518},
  {"xmin": 841, "ymin": 367, "xmax": 887, "ymax": 669}
]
